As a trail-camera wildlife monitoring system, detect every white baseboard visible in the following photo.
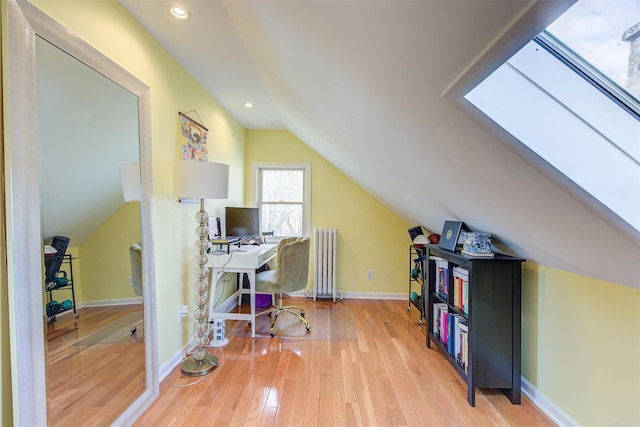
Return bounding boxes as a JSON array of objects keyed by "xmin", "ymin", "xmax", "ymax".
[
  {"xmin": 521, "ymin": 376, "xmax": 579, "ymax": 427},
  {"xmin": 78, "ymin": 297, "xmax": 143, "ymax": 309},
  {"xmin": 160, "ymin": 347, "xmax": 187, "ymax": 382}
]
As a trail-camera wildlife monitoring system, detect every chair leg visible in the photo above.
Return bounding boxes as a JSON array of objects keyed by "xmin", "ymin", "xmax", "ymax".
[
  {"xmin": 282, "ymin": 307, "xmax": 310, "ymax": 329},
  {"xmin": 255, "ymin": 295, "xmax": 311, "ymax": 336},
  {"xmin": 131, "ymin": 319, "xmax": 143, "ymax": 334}
]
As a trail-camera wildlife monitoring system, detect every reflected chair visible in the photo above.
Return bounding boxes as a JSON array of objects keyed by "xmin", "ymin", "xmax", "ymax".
[
  {"xmin": 129, "ymin": 242, "xmax": 143, "ymax": 334},
  {"xmin": 254, "ymin": 237, "xmax": 311, "ymax": 337}
]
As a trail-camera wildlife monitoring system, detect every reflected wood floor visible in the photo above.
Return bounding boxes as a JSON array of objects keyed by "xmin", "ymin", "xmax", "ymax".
[
  {"xmin": 135, "ymin": 298, "xmax": 554, "ymax": 426},
  {"xmin": 45, "ymin": 305, "xmax": 145, "ymax": 426}
]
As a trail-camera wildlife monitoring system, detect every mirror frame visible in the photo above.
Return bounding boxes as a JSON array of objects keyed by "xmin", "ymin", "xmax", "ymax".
[{"xmin": 4, "ymin": 0, "xmax": 158, "ymax": 424}]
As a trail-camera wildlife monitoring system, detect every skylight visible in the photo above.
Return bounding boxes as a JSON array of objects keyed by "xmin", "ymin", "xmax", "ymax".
[
  {"xmin": 545, "ymin": 0, "xmax": 639, "ymax": 100},
  {"xmin": 465, "ymin": 0, "xmax": 640, "ymax": 234}
]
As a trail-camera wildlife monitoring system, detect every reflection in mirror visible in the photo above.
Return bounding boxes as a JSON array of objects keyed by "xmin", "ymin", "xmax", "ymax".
[
  {"xmin": 5, "ymin": 1, "xmax": 158, "ymax": 425},
  {"xmin": 36, "ymin": 36, "xmax": 145, "ymax": 425}
]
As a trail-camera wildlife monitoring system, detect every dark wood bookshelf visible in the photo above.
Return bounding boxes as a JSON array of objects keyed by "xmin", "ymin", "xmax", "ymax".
[{"xmin": 425, "ymin": 244, "xmax": 524, "ymax": 407}]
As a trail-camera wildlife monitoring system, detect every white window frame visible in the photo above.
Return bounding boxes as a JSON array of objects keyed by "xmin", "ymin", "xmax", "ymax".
[{"xmin": 252, "ymin": 162, "xmax": 311, "ymax": 238}]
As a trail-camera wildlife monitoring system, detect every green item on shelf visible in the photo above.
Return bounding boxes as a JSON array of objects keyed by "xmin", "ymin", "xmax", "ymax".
[{"xmin": 46, "ymin": 301, "xmax": 61, "ymax": 317}]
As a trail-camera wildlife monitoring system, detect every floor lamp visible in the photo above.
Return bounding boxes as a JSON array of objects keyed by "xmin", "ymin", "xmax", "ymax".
[{"xmin": 173, "ymin": 160, "xmax": 229, "ymax": 377}]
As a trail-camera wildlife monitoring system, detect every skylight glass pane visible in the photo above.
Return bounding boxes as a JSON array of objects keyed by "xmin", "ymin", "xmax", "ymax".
[
  {"xmin": 546, "ymin": 0, "xmax": 640, "ymax": 100},
  {"xmin": 464, "ymin": 0, "xmax": 640, "ymax": 234}
]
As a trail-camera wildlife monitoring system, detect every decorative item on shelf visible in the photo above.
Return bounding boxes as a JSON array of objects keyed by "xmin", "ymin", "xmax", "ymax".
[
  {"xmin": 408, "ymin": 225, "xmax": 424, "ymax": 241},
  {"xmin": 428, "ymin": 233, "xmax": 440, "ymax": 244},
  {"xmin": 412, "ymin": 234, "xmax": 429, "ymax": 248},
  {"xmin": 54, "ymin": 271, "xmax": 68, "ymax": 288},
  {"xmin": 461, "ymin": 232, "xmax": 494, "ymax": 257},
  {"xmin": 173, "ymin": 160, "xmax": 229, "ymax": 377},
  {"xmin": 438, "ymin": 220, "xmax": 464, "ymax": 252}
]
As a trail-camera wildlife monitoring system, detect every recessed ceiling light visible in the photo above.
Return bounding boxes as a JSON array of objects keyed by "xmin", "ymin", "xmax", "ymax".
[
  {"xmin": 244, "ymin": 102, "xmax": 255, "ymax": 109},
  {"xmin": 169, "ymin": 6, "xmax": 189, "ymax": 20}
]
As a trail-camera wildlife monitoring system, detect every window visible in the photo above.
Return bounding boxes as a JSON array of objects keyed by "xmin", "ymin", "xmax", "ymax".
[
  {"xmin": 545, "ymin": 0, "xmax": 639, "ymax": 105},
  {"xmin": 254, "ymin": 163, "xmax": 311, "ymax": 238},
  {"xmin": 464, "ymin": 0, "xmax": 640, "ymax": 234}
]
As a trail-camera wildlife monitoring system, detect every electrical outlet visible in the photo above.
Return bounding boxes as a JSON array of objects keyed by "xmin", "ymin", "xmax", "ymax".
[
  {"xmin": 178, "ymin": 304, "xmax": 189, "ymax": 321},
  {"xmin": 367, "ymin": 270, "xmax": 374, "ymax": 280},
  {"xmin": 128, "ymin": 276, "xmax": 133, "ymax": 286}
]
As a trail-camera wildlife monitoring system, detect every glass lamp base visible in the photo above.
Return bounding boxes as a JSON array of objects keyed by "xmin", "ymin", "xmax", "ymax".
[{"xmin": 181, "ymin": 354, "xmax": 218, "ymax": 377}]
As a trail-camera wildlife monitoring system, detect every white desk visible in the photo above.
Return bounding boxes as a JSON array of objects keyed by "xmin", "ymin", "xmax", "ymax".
[{"xmin": 208, "ymin": 243, "xmax": 277, "ymax": 338}]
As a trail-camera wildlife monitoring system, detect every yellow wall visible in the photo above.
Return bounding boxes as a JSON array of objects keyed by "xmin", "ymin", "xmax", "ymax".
[
  {"xmin": 245, "ymin": 130, "xmax": 412, "ymax": 296},
  {"xmin": 78, "ymin": 202, "xmax": 141, "ymax": 303},
  {"xmin": 522, "ymin": 263, "xmax": 640, "ymax": 426}
]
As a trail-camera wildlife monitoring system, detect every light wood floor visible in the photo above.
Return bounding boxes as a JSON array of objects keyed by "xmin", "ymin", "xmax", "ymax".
[
  {"xmin": 135, "ymin": 298, "xmax": 555, "ymax": 426},
  {"xmin": 45, "ymin": 305, "xmax": 145, "ymax": 426}
]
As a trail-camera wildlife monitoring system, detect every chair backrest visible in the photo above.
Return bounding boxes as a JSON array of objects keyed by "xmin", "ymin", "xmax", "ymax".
[
  {"xmin": 276, "ymin": 237, "xmax": 310, "ymax": 293},
  {"xmin": 44, "ymin": 236, "xmax": 70, "ymax": 285},
  {"xmin": 129, "ymin": 243, "xmax": 143, "ymax": 296}
]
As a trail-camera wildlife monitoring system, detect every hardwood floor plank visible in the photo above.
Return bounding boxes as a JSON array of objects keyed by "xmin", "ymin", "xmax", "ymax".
[
  {"xmin": 133, "ymin": 298, "xmax": 554, "ymax": 427},
  {"xmin": 45, "ymin": 306, "xmax": 146, "ymax": 426}
]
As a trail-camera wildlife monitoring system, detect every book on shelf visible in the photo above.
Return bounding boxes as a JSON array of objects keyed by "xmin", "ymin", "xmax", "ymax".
[
  {"xmin": 432, "ymin": 303, "xmax": 448, "ymax": 342},
  {"xmin": 440, "ymin": 306, "xmax": 449, "ymax": 345},
  {"xmin": 435, "ymin": 259, "xmax": 449, "ymax": 300},
  {"xmin": 448, "ymin": 313, "xmax": 465, "ymax": 357},
  {"xmin": 461, "ymin": 249, "xmax": 494, "ymax": 257},
  {"xmin": 456, "ymin": 321, "xmax": 468, "ymax": 373},
  {"xmin": 452, "ymin": 267, "xmax": 469, "ymax": 316}
]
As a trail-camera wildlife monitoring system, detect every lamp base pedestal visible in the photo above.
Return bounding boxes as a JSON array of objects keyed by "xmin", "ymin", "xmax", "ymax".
[{"xmin": 181, "ymin": 354, "xmax": 218, "ymax": 377}]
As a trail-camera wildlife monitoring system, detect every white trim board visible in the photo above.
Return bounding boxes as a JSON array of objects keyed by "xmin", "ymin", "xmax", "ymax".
[{"xmin": 521, "ymin": 377, "xmax": 579, "ymax": 427}]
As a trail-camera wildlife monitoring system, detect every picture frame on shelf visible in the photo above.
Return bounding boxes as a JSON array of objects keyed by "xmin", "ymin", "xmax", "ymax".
[{"xmin": 438, "ymin": 220, "xmax": 464, "ymax": 252}]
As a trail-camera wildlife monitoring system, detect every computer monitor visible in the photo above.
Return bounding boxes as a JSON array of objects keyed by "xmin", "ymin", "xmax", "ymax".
[{"xmin": 224, "ymin": 207, "xmax": 260, "ymax": 239}]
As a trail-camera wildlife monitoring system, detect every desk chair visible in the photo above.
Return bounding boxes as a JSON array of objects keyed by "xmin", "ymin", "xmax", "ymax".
[
  {"xmin": 129, "ymin": 243, "xmax": 143, "ymax": 334},
  {"xmin": 255, "ymin": 237, "xmax": 311, "ymax": 337}
]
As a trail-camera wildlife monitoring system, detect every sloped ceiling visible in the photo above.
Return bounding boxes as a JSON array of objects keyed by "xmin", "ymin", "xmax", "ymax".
[
  {"xmin": 119, "ymin": 0, "xmax": 639, "ymax": 288},
  {"xmin": 37, "ymin": 37, "xmax": 139, "ymax": 244}
]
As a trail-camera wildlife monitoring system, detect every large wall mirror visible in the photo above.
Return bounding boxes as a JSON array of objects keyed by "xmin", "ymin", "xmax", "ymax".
[{"xmin": 5, "ymin": 0, "xmax": 158, "ymax": 424}]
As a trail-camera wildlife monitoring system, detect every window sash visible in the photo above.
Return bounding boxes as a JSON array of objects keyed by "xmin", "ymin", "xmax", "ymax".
[{"xmin": 253, "ymin": 162, "xmax": 311, "ymax": 238}]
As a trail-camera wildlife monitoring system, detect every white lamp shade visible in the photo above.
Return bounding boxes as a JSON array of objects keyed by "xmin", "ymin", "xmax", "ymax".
[
  {"xmin": 119, "ymin": 162, "xmax": 140, "ymax": 202},
  {"xmin": 173, "ymin": 160, "xmax": 229, "ymax": 200}
]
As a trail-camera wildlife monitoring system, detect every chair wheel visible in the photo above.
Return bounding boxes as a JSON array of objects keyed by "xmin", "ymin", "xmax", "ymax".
[
  {"xmin": 301, "ymin": 312, "xmax": 305, "ymax": 318},
  {"xmin": 270, "ymin": 332, "xmax": 275, "ymax": 337},
  {"xmin": 130, "ymin": 328, "xmax": 137, "ymax": 334},
  {"xmin": 306, "ymin": 326, "xmax": 311, "ymax": 331}
]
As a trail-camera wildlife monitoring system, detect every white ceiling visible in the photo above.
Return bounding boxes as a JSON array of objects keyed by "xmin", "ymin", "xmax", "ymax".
[{"xmin": 117, "ymin": 0, "xmax": 639, "ymax": 288}]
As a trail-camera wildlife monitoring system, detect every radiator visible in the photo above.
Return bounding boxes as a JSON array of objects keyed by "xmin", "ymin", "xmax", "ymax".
[{"xmin": 312, "ymin": 227, "xmax": 341, "ymax": 301}]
